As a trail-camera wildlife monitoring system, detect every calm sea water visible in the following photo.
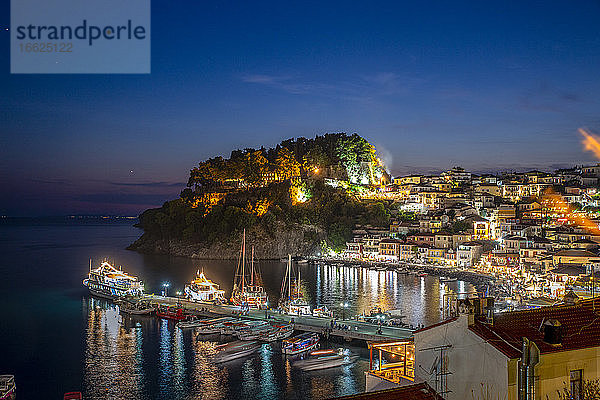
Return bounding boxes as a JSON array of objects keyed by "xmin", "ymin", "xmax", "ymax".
[{"xmin": 0, "ymin": 218, "xmax": 473, "ymax": 399}]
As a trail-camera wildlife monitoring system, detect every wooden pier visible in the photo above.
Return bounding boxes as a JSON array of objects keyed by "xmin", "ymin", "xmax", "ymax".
[{"xmin": 142, "ymin": 294, "xmax": 414, "ymax": 342}]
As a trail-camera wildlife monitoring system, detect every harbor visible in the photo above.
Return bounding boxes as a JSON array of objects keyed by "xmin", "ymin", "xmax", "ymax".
[
  {"xmin": 139, "ymin": 294, "xmax": 414, "ymax": 342},
  {"xmin": 0, "ymin": 219, "xmax": 474, "ymax": 399}
]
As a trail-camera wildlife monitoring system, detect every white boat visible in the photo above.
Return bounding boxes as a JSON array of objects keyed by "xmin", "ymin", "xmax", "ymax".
[
  {"xmin": 83, "ymin": 260, "xmax": 144, "ymax": 299},
  {"xmin": 0, "ymin": 375, "xmax": 15, "ymax": 400},
  {"xmin": 292, "ymin": 349, "xmax": 357, "ymax": 371},
  {"xmin": 184, "ymin": 270, "xmax": 225, "ymax": 303},
  {"xmin": 279, "ymin": 255, "xmax": 311, "ymax": 315},
  {"xmin": 282, "ymin": 332, "xmax": 319, "ymax": 355},
  {"xmin": 440, "ymin": 276, "xmax": 457, "ymax": 283},
  {"xmin": 213, "ymin": 340, "xmax": 260, "ymax": 363},
  {"xmin": 231, "ymin": 231, "xmax": 268, "ymax": 309}
]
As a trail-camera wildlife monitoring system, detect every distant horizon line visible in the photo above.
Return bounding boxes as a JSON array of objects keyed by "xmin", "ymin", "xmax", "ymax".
[{"xmin": 0, "ymin": 215, "xmax": 139, "ymax": 219}]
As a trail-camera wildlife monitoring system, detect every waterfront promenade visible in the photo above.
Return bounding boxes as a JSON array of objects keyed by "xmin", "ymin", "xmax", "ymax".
[{"xmin": 143, "ymin": 295, "xmax": 414, "ymax": 342}]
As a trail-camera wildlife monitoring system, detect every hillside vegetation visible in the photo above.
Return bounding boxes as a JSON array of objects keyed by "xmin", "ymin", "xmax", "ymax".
[{"xmin": 130, "ymin": 133, "xmax": 392, "ymax": 258}]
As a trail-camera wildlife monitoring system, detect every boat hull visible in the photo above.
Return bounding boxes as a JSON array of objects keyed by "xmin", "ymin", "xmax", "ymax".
[
  {"xmin": 213, "ymin": 342, "xmax": 260, "ymax": 363},
  {"xmin": 294, "ymin": 355, "xmax": 357, "ymax": 371}
]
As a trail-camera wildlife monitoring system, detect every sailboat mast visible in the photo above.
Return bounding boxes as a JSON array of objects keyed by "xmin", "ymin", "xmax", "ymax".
[
  {"xmin": 288, "ymin": 254, "xmax": 291, "ymax": 301},
  {"xmin": 241, "ymin": 229, "xmax": 246, "ymax": 291},
  {"xmin": 297, "ymin": 265, "xmax": 301, "ymax": 299},
  {"xmin": 251, "ymin": 246, "xmax": 255, "ymax": 287}
]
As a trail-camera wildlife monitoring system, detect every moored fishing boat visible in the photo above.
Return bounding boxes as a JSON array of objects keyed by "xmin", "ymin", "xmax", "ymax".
[
  {"xmin": 176, "ymin": 317, "xmax": 207, "ymax": 329},
  {"xmin": 236, "ymin": 321, "xmax": 274, "ymax": 340},
  {"xmin": 213, "ymin": 340, "xmax": 260, "ymax": 363},
  {"xmin": 184, "ymin": 270, "xmax": 225, "ymax": 303},
  {"xmin": 292, "ymin": 349, "xmax": 357, "ymax": 371},
  {"xmin": 156, "ymin": 305, "xmax": 186, "ymax": 321},
  {"xmin": 259, "ymin": 324, "xmax": 294, "ymax": 342},
  {"xmin": 230, "ymin": 230, "xmax": 268, "ymax": 309},
  {"xmin": 282, "ymin": 332, "xmax": 319, "ymax": 355},
  {"xmin": 0, "ymin": 375, "xmax": 15, "ymax": 400},
  {"xmin": 83, "ymin": 260, "xmax": 144, "ymax": 299},
  {"xmin": 116, "ymin": 299, "xmax": 155, "ymax": 315},
  {"xmin": 196, "ymin": 317, "xmax": 238, "ymax": 334},
  {"xmin": 175, "ymin": 317, "xmax": 235, "ymax": 333}
]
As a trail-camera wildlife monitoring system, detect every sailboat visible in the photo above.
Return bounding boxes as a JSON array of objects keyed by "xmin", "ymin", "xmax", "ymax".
[
  {"xmin": 230, "ymin": 229, "xmax": 268, "ymax": 309},
  {"xmin": 279, "ymin": 254, "xmax": 311, "ymax": 315}
]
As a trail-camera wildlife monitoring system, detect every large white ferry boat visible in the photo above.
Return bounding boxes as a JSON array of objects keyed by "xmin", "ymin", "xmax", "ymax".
[
  {"xmin": 184, "ymin": 270, "xmax": 225, "ymax": 303},
  {"xmin": 83, "ymin": 260, "xmax": 144, "ymax": 299}
]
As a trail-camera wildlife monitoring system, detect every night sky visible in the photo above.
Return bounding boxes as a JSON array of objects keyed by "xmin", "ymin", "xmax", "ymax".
[{"xmin": 1, "ymin": 1, "xmax": 600, "ymax": 216}]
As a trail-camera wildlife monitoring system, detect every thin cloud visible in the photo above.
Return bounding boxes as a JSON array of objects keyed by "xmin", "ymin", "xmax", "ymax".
[{"xmin": 240, "ymin": 72, "xmax": 426, "ymax": 100}]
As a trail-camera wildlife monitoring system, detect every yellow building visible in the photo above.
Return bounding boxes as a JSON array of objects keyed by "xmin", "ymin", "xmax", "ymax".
[{"xmin": 426, "ymin": 248, "xmax": 446, "ymax": 264}]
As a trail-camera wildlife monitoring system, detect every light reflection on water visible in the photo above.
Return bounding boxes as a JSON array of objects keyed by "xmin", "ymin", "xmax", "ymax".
[
  {"xmin": 1, "ymin": 221, "xmax": 477, "ymax": 398},
  {"xmin": 83, "ymin": 298, "xmax": 144, "ymax": 399},
  {"xmin": 81, "ymin": 297, "xmax": 371, "ymax": 399}
]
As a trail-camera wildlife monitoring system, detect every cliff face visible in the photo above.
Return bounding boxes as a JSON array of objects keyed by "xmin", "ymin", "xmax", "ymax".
[{"xmin": 128, "ymin": 222, "xmax": 325, "ymax": 260}]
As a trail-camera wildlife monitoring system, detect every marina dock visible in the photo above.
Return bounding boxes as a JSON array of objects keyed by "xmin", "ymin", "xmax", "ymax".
[{"xmin": 142, "ymin": 295, "xmax": 414, "ymax": 342}]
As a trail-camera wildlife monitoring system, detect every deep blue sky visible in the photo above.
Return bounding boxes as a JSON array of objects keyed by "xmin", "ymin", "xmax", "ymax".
[{"xmin": 1, "ymin": 1, "xmax": 600, "ymax": 215}]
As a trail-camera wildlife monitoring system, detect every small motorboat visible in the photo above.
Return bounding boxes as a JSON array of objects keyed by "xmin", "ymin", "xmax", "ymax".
[
  {"xmin": 195, "ymin": 317, "xmax": 238, "ymax": 334},
  {"xmin": 178, "ymin": 316, "xmax": 234, "ymax": 330},
  {"xmin": 292, "ymin": 349, "xmax": 357, "ymax": 371},
  {"xmin": 213, "ymin": 340, "xmax": 260, "ymax": 363},
  {"xmin": 282, "ymin": 332, "xmax": 319, "ymax": 355},
  {"xmin": 440, "ymin": 276, "xmax": 457, "ymax": 283},
  {"xmin": 64, "ymin": 392, "xmax": 83, "ymax": 400},
  {"xmin": 236, "ymin": 321, "xmax": 274, "ymax": 341},
  {"xmin": 156, "ymin": 305, "xmax": 186, "ymax": 321},
  {"xmin": 259, "ymin": 324, "xmax": 294, "ymax": 342},
  {"xmin": 0, "ymin": 375, "xmax": 16, "ymax": 400},
  {"xmin": 176, "ymin": 318, "xmax": 206, "ymax": 329}
]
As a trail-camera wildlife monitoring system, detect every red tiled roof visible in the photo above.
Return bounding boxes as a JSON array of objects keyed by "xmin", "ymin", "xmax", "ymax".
[
  {"xmin": 469, "ymin": 297, "xmax": 600, "ymax": 359},
  {"xmin": 332, "ymin": 383, "xmax": 443, "ymax": 400}
]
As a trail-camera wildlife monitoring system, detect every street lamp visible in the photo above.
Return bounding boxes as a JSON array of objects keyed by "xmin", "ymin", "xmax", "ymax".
[
  {"xmin": 162, "ymin": 282, "xmax": 170, "ymax": 297},
  {"xmin": 341, "ymin": 302, "xmax": 349, "ymax": 320},
  {"xmin": 265, "ymin": 301, "xmax": 269, "ymax": 319}
]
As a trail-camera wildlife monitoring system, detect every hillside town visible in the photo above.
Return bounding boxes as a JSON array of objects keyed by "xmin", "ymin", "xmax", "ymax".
[{"xmin": 335, "ymin": 164, "xmax": 600, "ymax": 304}]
